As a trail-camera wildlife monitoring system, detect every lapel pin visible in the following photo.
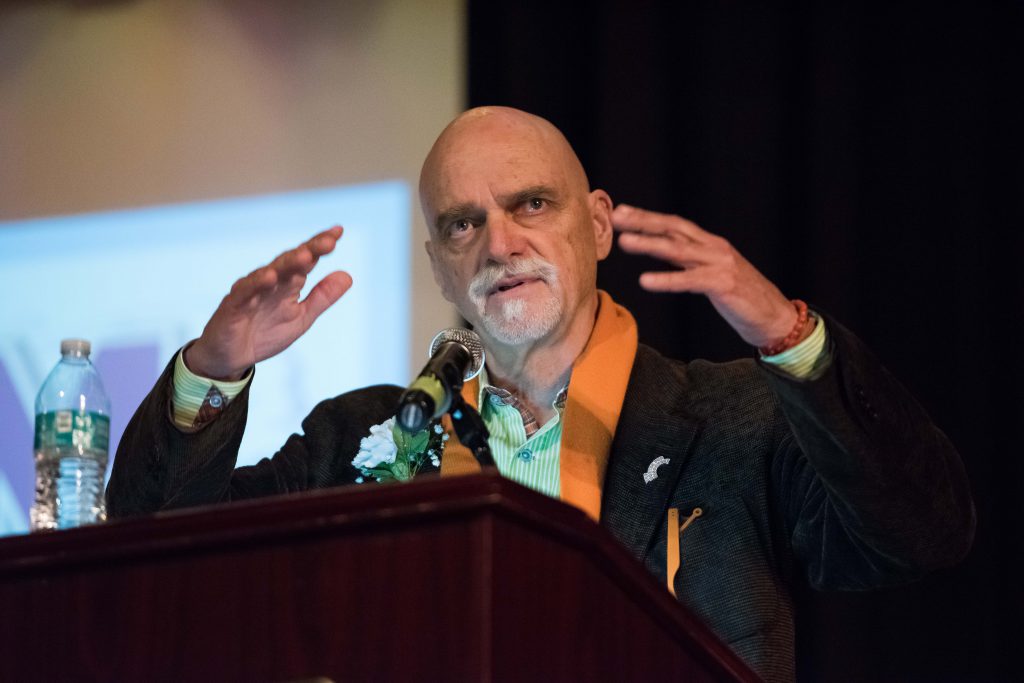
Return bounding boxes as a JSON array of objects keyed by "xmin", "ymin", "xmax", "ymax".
[{"xmin": 643, "ymin": 456, "xmax": 671, "ymax": 484}]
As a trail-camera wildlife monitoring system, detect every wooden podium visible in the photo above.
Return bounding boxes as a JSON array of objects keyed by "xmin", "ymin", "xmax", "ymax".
[{"xmin": 0, "ymin": 473, "xmax": 760, "ymax": 682}]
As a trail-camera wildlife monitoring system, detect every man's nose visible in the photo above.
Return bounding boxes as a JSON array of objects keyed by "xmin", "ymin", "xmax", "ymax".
[{"xmin": 483, "ymin": 213, "xmax": 527, "ymax": 262}]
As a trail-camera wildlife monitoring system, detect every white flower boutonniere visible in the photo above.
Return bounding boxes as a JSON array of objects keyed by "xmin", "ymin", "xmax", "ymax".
[{"xmin": 352, "ymin": 417, "xmax": 449, "ymax": 483}]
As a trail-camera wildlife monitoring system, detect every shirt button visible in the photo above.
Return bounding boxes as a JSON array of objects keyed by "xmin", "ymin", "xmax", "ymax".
[
  {"xmin": 209, "ymin": 394, "xmax": 223, "ymax": 409},
  {"xmin": 489, "ymin": 394, "xmax": 504, "ymax": 407},
  {"xmin": 518, "ymin": 448, "xmax": 534, "ymax": 463}
]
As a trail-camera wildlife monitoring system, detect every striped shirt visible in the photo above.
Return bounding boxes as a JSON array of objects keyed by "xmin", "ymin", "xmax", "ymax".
[{"xmin": 476, "ymin": 368, "xmax": 568, "ymax": 498}]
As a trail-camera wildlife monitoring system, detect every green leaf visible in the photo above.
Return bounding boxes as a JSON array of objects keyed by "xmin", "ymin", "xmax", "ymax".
[
  {"xmin": 407, "ymin": 430, "xmax": 429, "ymax": 454},
  {"xmin": 392, "ymin": 423, "xmax": 409, "ymax": 451},
  {"xmin": 391, "ymin": 422, "xmax": 430, "ymax": 461},
  {"xmin": 365, "ymin": 466, "xmax": 395, "ymax": 482},
  {"xmin": 390, "ymin": 459, "xmax": 411, "ymax": 481}
]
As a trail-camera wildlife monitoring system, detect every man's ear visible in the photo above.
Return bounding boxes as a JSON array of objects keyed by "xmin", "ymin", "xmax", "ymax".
[
  {"xmin": 589, "ymin": 189, "xmax": 614, "ymax": 260},
  {"xmin": 424, "ymin": 239, "xmax": 454, "ymax": 303}
]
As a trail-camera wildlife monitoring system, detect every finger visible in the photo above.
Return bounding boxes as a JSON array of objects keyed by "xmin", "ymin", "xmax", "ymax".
[
  {"xmin": 617, "ymin": 231, "xmax": 712, "ymax": 267},
  {"xmin": 272, "ymin": 226, "xmax": 345, "ymax": 279},
  {"xmin": 228, "ymin": 265, "xmax": 279, "ymax": 303},
  {"xmin": 274, "ymin": 244, "xmax": 317, "ymax": 278},
  {"xmin": 301, "ymin": 270, "xmax": 353, "ymax": 327},
  {"xmin": 307, "ymin": 226, "xmax": 344, "ymax": 257},
  {"xmin": 279, "ymin": 226, "xmax": 346, "ymax": 291},
  {"xmin": 613, "ymin": 204, "xmax": 712, "ymax": 242},
  {"xmin": 278, "ymin": 270, "xmax": 311, "ymax": 300},
  {"xmin": 638, "ymin": 269, "xmax": 715, "ymax": 293}
]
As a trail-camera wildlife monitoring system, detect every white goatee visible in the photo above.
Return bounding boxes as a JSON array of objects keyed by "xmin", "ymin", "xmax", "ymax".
[{"xmin": 467, "ymin": 256, "xmax": 562, "ymax": 345}]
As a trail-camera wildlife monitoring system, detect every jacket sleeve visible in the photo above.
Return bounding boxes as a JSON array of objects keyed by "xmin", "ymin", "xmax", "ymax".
[
  {"xmin": 760, "ymin": 316, "xmax": 975, "ymax": 590},
  {"xmin": 106, "ymin": 353, "xmax": 403, "ymax": 518}
]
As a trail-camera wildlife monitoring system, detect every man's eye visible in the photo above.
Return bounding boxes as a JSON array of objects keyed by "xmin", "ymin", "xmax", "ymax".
[
  {"xmin": 526, "ymin": 197, "xmax": 546, "ymax": 211},
  {"xmin": 448, "ymin": 219, "xmax": 473, "ymax": 237}
]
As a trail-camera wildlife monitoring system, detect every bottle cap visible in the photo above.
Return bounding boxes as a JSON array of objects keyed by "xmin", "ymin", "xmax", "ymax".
[{"xmin": 60, "ymin": 339, "xmax": 91, "ymax": 357}]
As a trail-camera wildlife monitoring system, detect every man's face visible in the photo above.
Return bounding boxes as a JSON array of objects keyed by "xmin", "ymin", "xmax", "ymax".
[{"xmin": 421, "ymin": 114, "xmax": 610, "ymax": 350}]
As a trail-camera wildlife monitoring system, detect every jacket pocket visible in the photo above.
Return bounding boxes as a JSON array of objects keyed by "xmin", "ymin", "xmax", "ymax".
[{"xmin": 665, "ymin": 493, "xmax": 784, "ymax": 646}]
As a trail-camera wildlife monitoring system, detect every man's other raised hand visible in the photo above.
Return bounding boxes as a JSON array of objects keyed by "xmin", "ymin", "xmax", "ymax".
[
  {"xmin": 611, "ymin": 204, "xmax": 799, "ymax": 350},
  {"xmin": 185, "ymin": 227, "xmax": 353, "ymax": 381}
]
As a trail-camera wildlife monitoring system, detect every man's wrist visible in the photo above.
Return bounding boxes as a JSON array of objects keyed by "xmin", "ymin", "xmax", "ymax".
[
  {"xmin": 759, "ymin": 300, "xmax": 813, "ymax": 356},
  {"xmin": 760, "ymin": 312, "xmax": 831, "ymax": 379},
  {"xmin": 171, "ymin": 343, "xmax": 252, "ymax": 430},
  {"xmin": 183, "ymin": 341, "xmax": 247, "ymax": 382}
]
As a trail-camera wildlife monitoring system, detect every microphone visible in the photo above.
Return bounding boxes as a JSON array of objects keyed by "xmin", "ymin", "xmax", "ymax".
[{"xmin": 396, "ymin": 328, "xmax": 485, "ymax": 434}]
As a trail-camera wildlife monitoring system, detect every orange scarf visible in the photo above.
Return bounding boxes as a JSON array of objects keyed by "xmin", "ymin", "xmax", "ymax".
[{"xmin": 440, "ymin": 290, "xmax": 638, "ymax": 521}]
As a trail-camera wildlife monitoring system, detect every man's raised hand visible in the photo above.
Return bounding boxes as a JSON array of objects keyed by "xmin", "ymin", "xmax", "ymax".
[
  {"xmin": 185, "ymin": 227, "xmax": 353, "ymax": 381},
  {"xmin": 612, "ymin": 204, "xmax": 799, "ymax": 350}
]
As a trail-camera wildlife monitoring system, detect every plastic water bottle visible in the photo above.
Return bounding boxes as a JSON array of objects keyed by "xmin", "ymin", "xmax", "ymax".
[{"xmin": 30, "ymin": 339, "xmax": 111, "ymax": 531}]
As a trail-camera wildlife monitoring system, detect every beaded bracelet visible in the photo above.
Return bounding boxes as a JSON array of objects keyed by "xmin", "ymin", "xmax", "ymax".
[{"xmin": 759, "ymin": 299, "xmax": 810, "ymax": 357}]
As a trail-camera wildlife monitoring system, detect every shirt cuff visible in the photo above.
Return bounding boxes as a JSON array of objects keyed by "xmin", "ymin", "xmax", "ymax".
[
  {"xmin": 759, "ymin": 312, "xmax": 831, "ymax": 379},
  {"xmin": 171, "ymin": 347, "xmax": 252, "ymax": 429}
]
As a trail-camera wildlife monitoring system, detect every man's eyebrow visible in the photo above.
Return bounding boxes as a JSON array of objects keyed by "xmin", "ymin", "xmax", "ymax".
[
  {"xmin": 499, "ymin": 185, "xmax": 558, "ymax": 207},
  {"xmin": 433, "ymin": 185, "xmax": 559, "ymax": 231},
  {"xmin": 434, "ymin": 203, "xmax": 485, "ymax": 232}
]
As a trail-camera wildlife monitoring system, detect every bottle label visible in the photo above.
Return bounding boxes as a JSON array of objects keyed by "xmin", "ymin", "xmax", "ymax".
[{"xmin": 34, "ymin": 411, "xmax": 110, "ymax": 452}]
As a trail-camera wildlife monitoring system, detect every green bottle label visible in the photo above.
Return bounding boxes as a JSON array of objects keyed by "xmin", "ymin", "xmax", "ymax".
[{"xmin": 34, "ymin": 411, "xmax": 110, "ymax": 452}]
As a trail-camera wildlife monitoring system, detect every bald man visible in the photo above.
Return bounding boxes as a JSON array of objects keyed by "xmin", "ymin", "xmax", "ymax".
[{"xmin": 108, "ymin": 107, "xmax": 974, "ymax": 682}]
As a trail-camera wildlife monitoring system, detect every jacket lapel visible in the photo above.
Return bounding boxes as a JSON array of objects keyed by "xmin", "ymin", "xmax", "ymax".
[{"xmin": 601, "ymin": 346, "xmax": 704, "ymax": 561}]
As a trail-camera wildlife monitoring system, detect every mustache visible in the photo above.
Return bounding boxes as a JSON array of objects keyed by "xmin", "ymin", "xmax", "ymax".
[{"xmin": 468, "ymin": 257, "xmax": 558, "ymax": 301}]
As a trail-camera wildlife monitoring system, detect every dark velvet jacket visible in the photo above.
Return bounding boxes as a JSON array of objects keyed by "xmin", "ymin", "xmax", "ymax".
[{"xmin": 107, "ymin": 317, "xmax": 975, "ymax": 683}]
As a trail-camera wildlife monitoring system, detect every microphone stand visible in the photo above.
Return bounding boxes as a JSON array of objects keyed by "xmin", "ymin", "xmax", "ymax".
[{"xmin": 447, "ymin": 394, "xmax": 495, "ymax": 468}]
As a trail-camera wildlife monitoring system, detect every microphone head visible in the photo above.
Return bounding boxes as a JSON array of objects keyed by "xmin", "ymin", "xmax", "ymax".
[{"xmin": 429, "ymin": 328, "xmax": 485, "ymax": 381}]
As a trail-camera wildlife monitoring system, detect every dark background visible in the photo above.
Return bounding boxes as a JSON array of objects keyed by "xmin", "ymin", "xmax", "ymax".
[{"xmin": 468, "ymin": 2, "xmax": 1022, "ymax": 681}]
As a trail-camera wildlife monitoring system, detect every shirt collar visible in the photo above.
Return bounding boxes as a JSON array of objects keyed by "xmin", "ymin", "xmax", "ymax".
[
  {"xmin": 476, "ymin": 365, "xmax": 569, "ymax": 438},
  {"xmin": 476, "ymin": 365, "xmax": 569, "ymax": 407}
]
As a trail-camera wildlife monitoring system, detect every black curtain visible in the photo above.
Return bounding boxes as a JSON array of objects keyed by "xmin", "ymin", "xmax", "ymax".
[{"xmin": 468, "ymin": 2, "xmax": 1022, "ymax": 681}]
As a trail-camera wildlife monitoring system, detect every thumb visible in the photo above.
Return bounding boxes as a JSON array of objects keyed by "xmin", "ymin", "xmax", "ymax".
[{"xmin": 301, "ymin": 270, "xmax": 353, "ymax": 328}]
